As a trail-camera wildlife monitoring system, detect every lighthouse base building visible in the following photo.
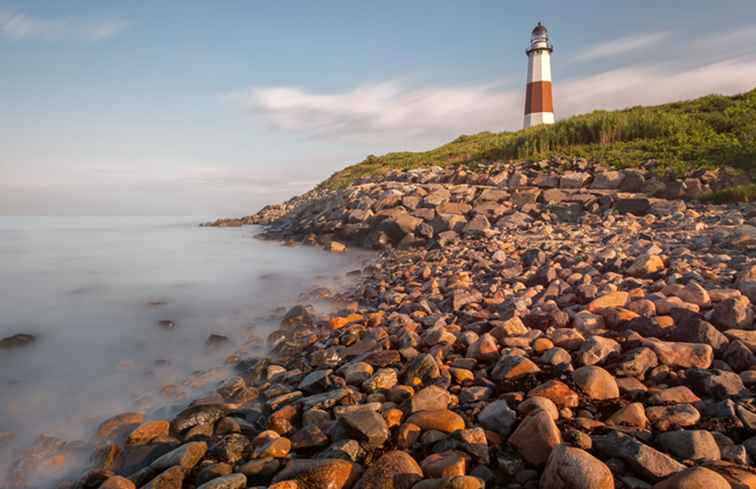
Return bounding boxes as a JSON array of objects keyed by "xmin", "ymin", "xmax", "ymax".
[{"xmin": 523, "ymin": 22, "xmax": 555, "ymax": 129}]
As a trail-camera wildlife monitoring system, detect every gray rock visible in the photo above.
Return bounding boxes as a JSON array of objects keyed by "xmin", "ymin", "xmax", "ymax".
[
  {"xmin": 477, "ymin": 399, "xmax": 517, "ymax": 436},
  {"xmin": 712, "ymin": 296, "xmax": 753, "ymax": 330},
  {"xmin": 657, "ymin": 430, "xmax": 721, "ymax": 462},
  {"xmin": 592, "ymin": 430, "xmax": 685, "ymax": 481},
  {"xmin": 196, "ymin": 474, "xmax": 247, "ymax": 489},
  {"xmin": 687, "ymin": 368, "xmax": 748, "ymax": 399},
  {"xmin": 340, "ymin": 410, "xmax": 389, "ymax": 448}
]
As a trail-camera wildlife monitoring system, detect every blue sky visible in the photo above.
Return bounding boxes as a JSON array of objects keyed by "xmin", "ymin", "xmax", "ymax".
[{"xmin": 2, "ymin": 1, "xmax": 756, "ymax": 216}]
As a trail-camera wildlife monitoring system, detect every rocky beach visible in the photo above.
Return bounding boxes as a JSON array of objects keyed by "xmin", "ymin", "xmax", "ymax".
[{"xmin": 8, "ymin": 160, "xmax": 756, "ymax": 489}]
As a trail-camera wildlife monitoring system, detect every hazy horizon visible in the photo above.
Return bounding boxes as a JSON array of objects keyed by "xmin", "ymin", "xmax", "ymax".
[{"xmin": 3, "ymin": 1, "xmax": 756, "ymax": 216}]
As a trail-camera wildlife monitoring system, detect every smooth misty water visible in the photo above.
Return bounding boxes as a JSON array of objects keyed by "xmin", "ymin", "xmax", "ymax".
[{"xmin": 0, "ymin": 216, "xmax": 368, "ymax": 472}]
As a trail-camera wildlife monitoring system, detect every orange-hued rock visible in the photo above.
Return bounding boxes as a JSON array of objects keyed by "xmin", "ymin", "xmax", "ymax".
[
  {"xmin": 383, "ymin": 408, "xmax": 404, "ymax": 428},
  {"xmin": 587, "ymin": 292, "xmax": 629, "ymax": 313},
  {"xmin": 420, "ymin": 450, "xmax": 468, "ymax": 478},
  {"xmin": 272, "ymin": 459, "xmax": 361, "ymax": 489},
  {"xmin": 329, "ymin": 313, "xmax": 363, "ymax": 329},
  {"xmin": 96, "ymin": 412, "xmax": 145, "ymax": 440},
  {"xmin": 528, "ymin": 380, "xmax": 579, "ymax": 408},
  {"xmin": 100, "ymin": 476, "xmax": 137, "ymax": 489},
  {"xmin": 353, "ymin": 451, "xmax": 422, "ymax": 489},
  {"xmin": 406, "ymin": 410, "xmax": 465, "ymax": 433},
  {"xmin": 126, "ymin": 420, "xmax": 170, "ymax": 445},
  {"xmin": 541, "ymin": 445, "xmax": 614, "ymax": 489},
  {"xmin": 652, "ymin": 466, "xmax": 730, "ymax": 489},
  {"xmin": 367, "ymin": 311, "xmax": 385, "ymax": 326},
  {"xmin": 508, "ymin": 409, "xmax": 562, "ymax": 466},
  {"xmin": 628, "ymin": 254, "xmax": 665, "ymax": 277}
]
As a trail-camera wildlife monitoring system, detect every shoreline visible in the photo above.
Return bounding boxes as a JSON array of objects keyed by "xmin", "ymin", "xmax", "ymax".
[
  {"xmin": 0, "ymin": 226, "xmax": 372, "ymax": 489},
  {"xmin": 6, "ymin": 161, "xmax": 756, "ymax": 489}
]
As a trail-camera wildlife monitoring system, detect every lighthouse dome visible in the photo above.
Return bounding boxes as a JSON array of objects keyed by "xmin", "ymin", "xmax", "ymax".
[{"xmin": 532, "ymin": 22, "xmax": 548, "ymax": 36}]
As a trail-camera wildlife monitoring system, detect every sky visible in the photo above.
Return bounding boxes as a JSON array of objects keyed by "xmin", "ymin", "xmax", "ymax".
[{"xmin": 2, "ymin": 1, "xmax": 756, "ymax": 216}]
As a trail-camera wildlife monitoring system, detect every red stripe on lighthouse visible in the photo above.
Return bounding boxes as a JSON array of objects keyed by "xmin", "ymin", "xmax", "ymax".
[{"xmin": 524, "ymin": 81, "xmax": 553, "ymax": 115}]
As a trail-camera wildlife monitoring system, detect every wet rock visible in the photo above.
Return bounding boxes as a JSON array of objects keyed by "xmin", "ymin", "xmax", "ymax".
[
  {"xmin": 271, "ymin": 458, "xmax": 362, "ymax": 489},
  {"xmin": 126, "ymin": 421, "xmax": 170, "ymax": 446},
  {"xmin": 206, "ymin": 334, "xmax": 232, "ymax": 351},
  {"xmin": 209, "ymin": 434, "xmax": 249, "ymax": 464},
  {"xmin": 141, "ymin": 466, "xmax": 186, "ymax": 489},
  {"xmin": 340, "ymin": 410, "xmax": 389, "ymax": 448},
  {"xmin": 150, "ymin": 441, "xmax": 207, "ymax": 471},
  {"xmin": 171, "ymin": 404, "xmax": 227, "ymax": 434},
  {"xmin": 540, "ymin": 445, "xmax": 615, "ymax": 489},
  {"xmin": 353, "ymin": 450, "xmax": 423, "ymax": 489},
  {"xmin": 196, "ymin": 474, "xmax": 247, "ymax": 489},
  {"xmin": 196, "ymin": 463, "xmax": 233, "ymax": 485},
  {"xmin": 329, "ymin": 241, "xmax": 347, "ymax": 253},
  {"xmin": 96, "ymin": 412, "xmax": 145, "ymax": 441},
  {"xmin": 0, "ymin": 333, "xmax": 36, "ymax": 349},
  {"xmin": 100, "ymin": 475, "xmax": 136, "ymax": 489},
  {"xmin": 237, "ymin": 457, "xmax": 280, "ymax": 480}
]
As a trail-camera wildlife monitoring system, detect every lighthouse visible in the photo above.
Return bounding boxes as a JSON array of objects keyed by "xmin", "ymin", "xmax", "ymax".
[{"xmin": 523, "ymin": 22, "xmax": 555, "ymax": 129}]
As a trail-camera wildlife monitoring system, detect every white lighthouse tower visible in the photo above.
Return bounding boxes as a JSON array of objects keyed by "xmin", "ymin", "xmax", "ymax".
[{"xmin": 523, "ymin": 22, "xmax": 555, "ymax": 129}]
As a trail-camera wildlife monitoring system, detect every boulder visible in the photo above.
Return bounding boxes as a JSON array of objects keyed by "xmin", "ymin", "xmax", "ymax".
[
  {"xmin": 272, "ymin": 458, "xmax": 362, "ymax": 489},
  {"xmin": 540, "ymin": 445, "xmax": 615, "ymax": 489},
  {"xmin": 573, "ymin": 366, "xmax": 619, "ymax": 400},
  {"xmin": 652, "ymin": 466, "xmax": 732, "ymax": 489},
  {"xmin": 508, "ymin": 409, "xmax": 562, "ymax": 466},
  {"xmin": 592, "ymin": 431, "xmax": 685, "ymax": 481},
  {"xmin": 353, "ymin": 451, "xmax": 423, "ymax": 489},
  {"xmin": 657, "ymin": 430, "xmax": 721, "ymax": 462}
]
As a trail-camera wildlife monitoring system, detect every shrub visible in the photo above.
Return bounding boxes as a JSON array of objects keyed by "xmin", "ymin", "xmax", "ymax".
[{"xmin": 321, "ymin": 87, "xmax": 756, "ymax": 189}]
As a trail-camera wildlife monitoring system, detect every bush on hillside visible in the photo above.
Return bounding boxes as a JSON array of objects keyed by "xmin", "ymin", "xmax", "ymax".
[{"xmin": 322, "ymin": 88, "xmax": 756, "ymax": 189}]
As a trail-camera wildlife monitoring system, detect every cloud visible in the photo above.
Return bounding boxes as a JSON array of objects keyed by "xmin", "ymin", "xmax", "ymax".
[
  {"xmin": 571, "ymin": 32, "xmax": 669, "ymax": 63},
  {"xmin": 226, "ymin": 80, "xmax": 521, "ymax": 143},
  {"xmin": 0, "ymin": 8, "xmax": 127, "ymax": 41},
  {"xmin": 690, "ymin": 25, "xmax": 756, "ymax": 59},
  {"xmin": 226, "ymin": 54, "xmax": 756, "ymax": 142}
]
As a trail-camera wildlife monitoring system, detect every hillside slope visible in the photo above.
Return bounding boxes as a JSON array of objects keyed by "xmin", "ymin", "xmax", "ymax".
[{"xmin": 323, "ymin": 88, "xmax": 756, "ymax": 195}]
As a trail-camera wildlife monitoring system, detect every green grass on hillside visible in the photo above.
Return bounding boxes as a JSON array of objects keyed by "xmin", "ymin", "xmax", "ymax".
[{"xmin": 321, "ymin": 87, "xmax": 756, "ymax": 190}]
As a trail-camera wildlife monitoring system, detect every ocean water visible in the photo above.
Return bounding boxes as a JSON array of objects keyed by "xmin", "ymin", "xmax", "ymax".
[{"xmin": 0, "ymin": 216, "xmax": 368, "ymax": 476}]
